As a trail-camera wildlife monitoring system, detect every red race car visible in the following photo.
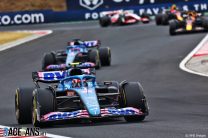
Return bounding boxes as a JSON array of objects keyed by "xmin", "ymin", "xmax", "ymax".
[{"xmin": 99, "ymin": 10, "xmax": 150, "ymax": 27}]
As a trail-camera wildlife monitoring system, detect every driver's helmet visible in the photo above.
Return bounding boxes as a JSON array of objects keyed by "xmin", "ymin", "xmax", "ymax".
[
  {"xmin": 188, "ymin": 12, "xmax": 193, "ymax": 16},
  {"xmin": 188, "ymin": 11, "xmax": 196, "ymax": 17},
  {"xmin": 187, "ymin": 11, "xmax": 197, "ymax": 20},
  {"xmin": 72, "ymin": 79, "xmax": 81, "ymax": 88},
  {"xmin": 171, "ymin": 4, "xmax": 177, "ymax": 11}
]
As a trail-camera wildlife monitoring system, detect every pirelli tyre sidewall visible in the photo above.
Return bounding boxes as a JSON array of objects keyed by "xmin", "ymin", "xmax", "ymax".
[
  {"xmin": 202, "ymin": 17, "xmax": 208, "ymax": 30},
  {"xmin": 121, "ymin": 82, "xmax": 149, "ymax": 122},
  {"xmin": 15, "ymin": 87, "xmax": 34, "ymax": 124},
  {"xmin": 162, "ymin": 14, "xmax": 169, "ymax": 25},
  {"xmin": 88, "ymin": 50, "xmax": 101, "ymax": 69},
  {"xmin": 99, "ymin": 47, "xmax": 111, "ymax": 66},
  {"xmin": 169, "ymin": 20, "xmax": 178, "ymax": 35},
  {"xmin": 32, "ymin": 88, "xmax": 55, "ymax": 127},
  {"xmin": 99, "ymin": 16, "xmax": 111, "ymax": 27},
  {"xmin": 42, "ymin": 52, "xmax": 56, "ymax": 70},
  {"xmin": 155, "ymin": 13, "xmax": 163, "ymax": 25}
]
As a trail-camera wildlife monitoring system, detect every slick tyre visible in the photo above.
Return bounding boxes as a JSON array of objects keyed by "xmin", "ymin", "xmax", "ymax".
[
  {"xmin": 169, "ymin": 20, "xmax": 178, "ymax": 35},
  {"xmin": 141, "ymin": 13, "xmax": 150, "ymax": 24},
  {"xmin": 15, "ymin": 87, "xmax": 34, "ymax": 124},
  {"xmin": 141, "ymin": 13, "xmax": 150, "ymax": 19},
  {"xmin": 32, "ymin": 88, "xmax": 55, "ymax": 127},
  {"xmin": 156, "ymin": 14, "xmax": 163, "ymax": 25},
  {"xmin": 88, "ymin": 50, "xmax": 101, "ymax": 69},
  {"xmin": 122, "ymin": 82, "xmax": 148, "ymax": 122},
  {"xmin": 42, "ymin": 52, "xmax": 56, "ymax": 70},
  {"xmin": 162, "ymin": 14, "xmax": 169, "ymax": 25},
  {"xmin": 99, "ymin": 47, "xmax": 111, "ymax": 66},
  {"xmin": 99, "ymin": 16, "xmax": 111, "ymax": 27},
  {"xmin": 202, "ymin": 17, "xmax": 208, "ymax": 31}
]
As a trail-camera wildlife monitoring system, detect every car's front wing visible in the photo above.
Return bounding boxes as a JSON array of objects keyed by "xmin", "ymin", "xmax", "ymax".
[
  {"xmin": 41, "ymin": 107, "xmax": 144, "ymax": 122},
  {"xmin": 175, "ymin": 27, "xmax": 205, "ymax": 33}
]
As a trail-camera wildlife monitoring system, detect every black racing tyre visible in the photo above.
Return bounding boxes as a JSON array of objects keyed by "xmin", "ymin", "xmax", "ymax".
[
  {"xmin": 202, "ymin": 17, "xmax": 208, "ymax": 30},
  {"xmin": 99, "ymin": 47, "xmax": 111, "ymax": 66},
  {"xmin": 121, "ymin": 82, "xmax": 148, "ymax": 122},
  {"xmin": 141, "ymin": 13, "xmax": 150, "ymax": 24},
  {"xmin": 169, "ymin": 20, "xmax": 178, "ymax": 35},
  {"xmin": 162, "ymin": 14, "xmax": 169, "ymax": 25},
  {"xmin": 155, "ymin": 14, "xmax": 163, "ymax": 25},
  {"xmin": 99, "ymin": 16, "xmax": 111, "ymax": 27},
  {"xmin": 42, "ymin": 52, "xmax": 56, "ymax": 70},
  {"xmin": 32, "ymin": 88, "xmax": 55, "ymax": 127},
  {"xmin": 15, "ymin": 87, "xmax": 34, "ymax": 124},
  {"xmin": 141, "ymin": 13, "xmax": 150, "ymax": 19},
  {"xmin": 88, "ymin": 50, "xmax": 101, "ymax": 69}
]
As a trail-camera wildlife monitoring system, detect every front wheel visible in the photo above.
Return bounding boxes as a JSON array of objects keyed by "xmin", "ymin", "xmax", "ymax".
[
  {"xmin": 15, "ymin": 87, "xmax": 34, "ymax": 124},
  {"xmin": 121, "ymin": 82, "xmax": 149, "ymax": 122},
  {"xmin": 169, "ymin": 20, "xmax": 178, "ymax": 36},
  {"xmin": 32, "ymin": 88, "xmax": 55, "ymax": 127},
  {"xmin": 99, "ymin": 16, "xmax": 111, "ymax": 27}
]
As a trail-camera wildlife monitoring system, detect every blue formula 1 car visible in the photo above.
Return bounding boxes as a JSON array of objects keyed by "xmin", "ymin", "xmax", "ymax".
[
  {"xmin": 42, "ymin": 39, "xmax": 111, "ymax": 70},
  {"xmin": 15, "ymin": 70, "xmax": 149, "ymax": 127}
]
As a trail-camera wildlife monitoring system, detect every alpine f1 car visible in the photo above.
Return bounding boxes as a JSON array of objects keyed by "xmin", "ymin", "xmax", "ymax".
[
  {"xmin": 155, "ymin": 5, "xmax": 184, "ymax": 25},
  {"xmin": 99, "ymin": 10, "xmax": 150, "ymax": 27},
  {"xmin": 42, "ymin": 39, "xmax": 111, "ymax": 70},
  {"xmin": 169, "ymin": 11, "xmax": 208, "ymax": 35},
  {"xmin": 15, "ymin": 69, "xmax": 149, "ymax": 127}
]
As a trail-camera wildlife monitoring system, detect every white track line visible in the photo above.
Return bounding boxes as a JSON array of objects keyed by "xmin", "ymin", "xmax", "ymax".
[
  {"xmin": 179, "ymin": 34, "xmax": 208, "ymax": 77},
  {"xmin": 0, "ymin": 125, "xmax": 71, "ymax": 138},
  {"xmin": 0, "ymin": 30, "xmax": 53, "ymax": 51}
]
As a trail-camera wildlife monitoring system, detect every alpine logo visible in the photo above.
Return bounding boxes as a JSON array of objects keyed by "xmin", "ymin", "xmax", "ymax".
[{"xmin": 80, "ymin": 0, "xmax": 103, "ymax": 10}]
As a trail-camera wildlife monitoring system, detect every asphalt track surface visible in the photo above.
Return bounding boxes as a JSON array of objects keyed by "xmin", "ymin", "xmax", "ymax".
[{"xmin": 0, "ymin": 22, "xmax": 208, "ymax": 138}]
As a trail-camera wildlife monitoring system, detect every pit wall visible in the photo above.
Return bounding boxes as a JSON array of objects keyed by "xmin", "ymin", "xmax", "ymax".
[{"xmin": 0, "ymin": 0, "xmax": 208, "ymax": 26}]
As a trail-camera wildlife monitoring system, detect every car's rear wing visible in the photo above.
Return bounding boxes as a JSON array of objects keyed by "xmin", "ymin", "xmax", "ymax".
[
  {"xmin": 32, "ymin": 71, "xmax": 66, "ymax": 83},
  {"xmin": 68, "ymin": 40, "xmax": 101, "ymax": 48},
  {"xmin": 33, "ymin": 63, "xmax": 96, "ymax": 84}
]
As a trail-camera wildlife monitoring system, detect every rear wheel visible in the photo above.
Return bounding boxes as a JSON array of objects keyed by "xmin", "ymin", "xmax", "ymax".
[
  {"xmin": 141, "ymin": 13, "xmax": 150, "ymax": 24},
  {"xmin": 141, "ymin": 13, "xmax": 149, "ymax": 19},
  {"xmin": 121, "ymin": 82, "xmax": 148, "ymax": 122},
  {"xmin": 15, "ymin": 87, "xmax": 34, "ymax": 124},
  {"xmin": 162, "ymin": 14, "xmax": 169, "ymax": 25},
  {"xmin": 42, "ymin": 52, "xmax": 56, "ymax": 70},
  {"xmin": 32, "ymin": 88, "xmax": 55, "ymax": 127},
  {"xmin": 99, "ymin": 16, "xmax": 111, "ymax": 27},
  {"xmin": 155, "ymin": 14, "xmax": 163, "ymax": 25},
  {"xmin": 88, "ymin": 50, "xmax": 101, "ymax": 69},
  {"xmin": 99, "ymin": 47, "xmax": 111, "ymax": 66},
  {"xmin": 202, "ymin": 17, "xmax": 208, "ymax": 31}
]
